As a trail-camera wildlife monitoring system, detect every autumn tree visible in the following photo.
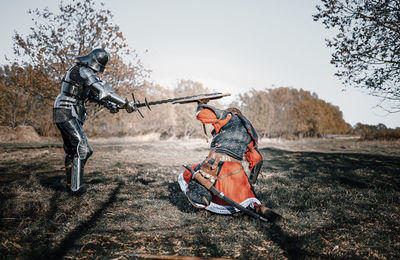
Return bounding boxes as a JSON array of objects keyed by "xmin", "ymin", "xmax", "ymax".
[
  {"xmin": 172, "ymin": 80, "xmax": 215, "ymax": 139},
  {"xmin": 235, "ymin": 87, "xmax": 351, "ymax": 138},
  {"xmin": 2, "ymin": 0, "xmax": 148, "ymax": 135},
  {"xmin": 0, "ymin": 64, "xmax": 42, "ymax": 129},
  {"xmin": 235, "ymin": 89, "xmax": 275, "ymax": 136},
  {"xmin": 13, "ymin": 0, "xmax": 147, "ymax": 86},
  {"xmin": 313, "ymin": 0, "xmax": 400, "ymax": 112}
]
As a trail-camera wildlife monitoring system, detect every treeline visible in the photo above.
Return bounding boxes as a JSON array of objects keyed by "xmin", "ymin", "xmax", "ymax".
[
  {"xmin": 1, "ymin": 64, "xmax": 398, "ymax": 140},
  {"xmin": 0, "ymin": 64, "xmax": 358, "ymax": 140},
  {"xmin": 0, "ymin": 64, "xmax": 55, "ymax": 136},
  {"xmin": 234, "ymin": 88, "xmax": 352, "ymax": 138},
  {"xmin": 354, "ymin": 123, "xmax": 400, "ymax": 141},
  {"xmin": 0, "ymin": 67, "xmax": 217, "ymax": 138}
]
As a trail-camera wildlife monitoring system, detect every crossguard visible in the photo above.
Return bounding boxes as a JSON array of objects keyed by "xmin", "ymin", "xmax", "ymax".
[{"xmin": 131, "ymin": 92, "xmax": 150, "ymax": 118}]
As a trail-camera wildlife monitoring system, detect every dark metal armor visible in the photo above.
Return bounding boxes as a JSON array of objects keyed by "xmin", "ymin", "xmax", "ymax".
[
  {"xmin": 54, "ymin": 64, "xmax": 128, "ymax": 123},
  {"xmin": 56, "ymin": 119, "xmax": 93, "ymax": 192},
  {"xmin": 211, "ymin": 114, "xmax": 251, "ymax": 160},
  {"xmin": 198, "ymin": 105, "xmax": 255, "ymax": 161},
  {"xmin": 76, "ymin": 48, "xmax": 109, "ymax": 74},
  {"xmin": 53, "ymin": 48, "xmax": 135, "ymax": 192},
  {"xmin": 197, "ymin": 104, "xmax": 263, "ymax": 184}
]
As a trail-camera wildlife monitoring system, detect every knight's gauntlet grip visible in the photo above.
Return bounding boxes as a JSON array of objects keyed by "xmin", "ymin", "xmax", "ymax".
[
  {"xmin": 124, "ymin": 99, "xmax": 137, "ymax": 113},
  {"xmin": 104, "ymin": 101, "xmax": 119, "ymax": 113}
]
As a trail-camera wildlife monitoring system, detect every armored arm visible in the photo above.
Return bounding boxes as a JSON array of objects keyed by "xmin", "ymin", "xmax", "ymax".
[
  {"xmin": 91, "ymin": 82, "xmax": 136, "ymax": 113},
  {"xmin": 88, "ymin": 93, "xmax": 119, "ymax": 113},
  {"xmin": 81, "ymin": 67, "xmax": 136, "ymax": 113},
  {"xmin": 90, "ymin": 81, "xmax": 126, "ymax": 106},
  {"xmin": 195, "ymin": 104, "xmax": 228, "ymax": 124}
]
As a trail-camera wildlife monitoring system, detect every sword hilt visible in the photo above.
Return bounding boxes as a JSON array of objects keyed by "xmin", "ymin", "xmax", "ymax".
[{"xmin": 131, "ymin": 91, "xmax": 151, "ymax": 118}]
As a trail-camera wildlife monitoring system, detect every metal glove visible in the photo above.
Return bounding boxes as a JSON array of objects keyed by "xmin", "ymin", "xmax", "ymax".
[
  {"xmin": 104, "ymin": 101, "xmax": 119, "ymax": 113},
  {"xmin": 124, "ymin": 98, "xmax": 137, "ymax": 113}
]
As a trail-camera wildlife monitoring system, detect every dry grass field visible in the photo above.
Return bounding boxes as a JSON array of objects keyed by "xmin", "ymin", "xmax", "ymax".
[{"xmin": 0, "ymin": 137, "xmax": 399, "ymax": 259}]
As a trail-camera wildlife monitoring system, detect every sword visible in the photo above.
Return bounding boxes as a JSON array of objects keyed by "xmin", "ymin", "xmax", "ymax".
[
  {"xmin": 183, "ymin": 165, "xmax": 269, "ymax": 222},
  {"xmin": 131, "ymin": 92, "xmax": 231, "ymax": 118}
]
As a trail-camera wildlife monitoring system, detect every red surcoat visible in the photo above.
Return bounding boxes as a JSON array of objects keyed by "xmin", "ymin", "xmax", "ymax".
[{"xmin": 182, "ymin": 108, "xmax": 262, "ymax": 207}]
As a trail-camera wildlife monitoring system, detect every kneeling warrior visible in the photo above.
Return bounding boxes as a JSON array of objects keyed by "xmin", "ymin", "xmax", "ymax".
[
  {"xmin": 53, "ymin": 48, "xmax": 136, "ymax": 193},
  {"xmin": 178, "ymin": 104, "xmax": 279, "ymax": 221}
]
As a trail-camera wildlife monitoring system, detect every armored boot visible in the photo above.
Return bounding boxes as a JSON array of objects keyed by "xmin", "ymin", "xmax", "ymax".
[
  {"xmin": 64, "ymin": 154, "xmax": 74, "ymax": 186},
  {"xmin": 70, "ymin": 155, "xmax": 84, "ymax": 192},
  {"xmin": 254, "ymin": 204, "xmax": 281, "ymax": 222},
  {"xmin": 56, "ymin": 117, "xmax": 93, "ymax": 194},
  {"xmin": 69, "ymin": 141, "xmax": 92, "ymax": 193}
]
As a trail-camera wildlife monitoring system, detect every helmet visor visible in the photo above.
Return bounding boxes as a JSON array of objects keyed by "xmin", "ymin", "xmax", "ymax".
[{"xmin": 91, "ymin": 59, "xmax": 106, "ymax": 73}]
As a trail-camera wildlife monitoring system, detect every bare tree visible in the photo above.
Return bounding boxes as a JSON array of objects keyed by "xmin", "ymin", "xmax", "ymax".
[
  {"xmin": 314, "ymin": 0, "xmax": 400, "ymax": 112},
  {"xmin": 172, "ymin": 80, "xmax": 214, "ymax": 138},
  {"xmin": 236, "ymin": 89, "xmax": 275, "ymax": 137},
  {"xmin": 13, "ymin": 0, "xmax": 147, "ymax": 86},
  {"xmin": 3, "ymin": 0, "xmax": 148, "ymax": 135}
]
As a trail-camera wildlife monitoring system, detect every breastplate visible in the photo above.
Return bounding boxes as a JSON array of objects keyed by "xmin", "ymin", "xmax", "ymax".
[
  {"xmin": 61, "ymin": 65, "xmax": 91, "ymax": 101},
  {"xmin": 53, "ymin": 65, "xmax": 90, "ymax": 123},
  {"xmin": 210, "ymin": 115, "xmax": 251, "ymax": 160}
]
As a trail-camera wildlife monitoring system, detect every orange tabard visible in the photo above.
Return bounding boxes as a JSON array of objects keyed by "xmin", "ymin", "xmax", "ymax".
[
  {"xmin": 212, "ymin": 161, "xmax": 255, "ymax": 205},
  {"xmin": 182, "ymin": 161, "xmax": 256, "ymax": 206},
  {"xmin": 181, "ymin": 106, "xmax": 262, "ymax": 206}
]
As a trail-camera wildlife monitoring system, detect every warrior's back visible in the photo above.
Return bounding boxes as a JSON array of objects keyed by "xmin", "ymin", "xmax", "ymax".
[
  {"xmin": 53, "ymin": 65, "xmax": 99, "ymax": 123},
  {"xmin": 210, "ymin": 114, "xmax": 252, "ymax": 160}
]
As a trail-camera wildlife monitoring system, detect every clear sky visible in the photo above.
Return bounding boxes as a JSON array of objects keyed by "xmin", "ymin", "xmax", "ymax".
[{"xmin": 1, "ymin": 0, "xmax": 399, "ymax": 128}]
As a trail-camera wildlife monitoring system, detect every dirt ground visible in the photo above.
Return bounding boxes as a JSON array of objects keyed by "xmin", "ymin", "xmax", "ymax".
[{"xmin": 0, "ymin": 137, "xmax": 399, "ymax": 259}]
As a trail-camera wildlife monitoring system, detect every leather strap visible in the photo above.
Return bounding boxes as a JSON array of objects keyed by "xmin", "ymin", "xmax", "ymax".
[{"xmin": 217, "ymin": 166, "xmax": 243, "ymax": 180}]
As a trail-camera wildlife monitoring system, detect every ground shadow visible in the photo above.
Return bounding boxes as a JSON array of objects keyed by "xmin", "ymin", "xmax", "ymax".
[
  {"xmin": 255, "ymin": 147, "xmax": 400, "ymax": 259},
  {"xmin": 160, "ymin": 182, "xmax": 199, "ymax": 214},
  {"xmin": 34, "ymin": 181, "xmax": 123, "ymax": 259},
  {"xmin": 260, "ymin": 147, "xmax": 400, "ymax": 190},
  {"xmin": 0, "ymin": 160, "xmax": 57, "ymax": 183},
  {"xmin": 0, "ymin": 142, "xmax": 62, "ymax": 152},
  {"xmin": 253, "ymin": 221, "xmax": 345, "ymax": 260},
  {"xmin": 39, "ymin": 175, "xmax": 67, "ymax": 191}
]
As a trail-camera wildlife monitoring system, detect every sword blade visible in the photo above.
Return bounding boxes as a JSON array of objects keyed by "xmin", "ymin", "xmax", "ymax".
[
  {"xmin": 209, "ymin": 186, "xmax": 269, "ymax": 222},
  {"xmin": 136, "ymin": 96, "xmax": 185, "ymax": 107},
  {"xmin": 135, "ymin": 92, "xmax": 230, "ymax": 108}
]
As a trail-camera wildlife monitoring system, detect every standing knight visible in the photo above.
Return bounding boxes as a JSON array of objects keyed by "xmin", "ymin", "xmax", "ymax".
[{"xmin": 53, "ymin": 48, "xmax": 136, "ymax": 193}]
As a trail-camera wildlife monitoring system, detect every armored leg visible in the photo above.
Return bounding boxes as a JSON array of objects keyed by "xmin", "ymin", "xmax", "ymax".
[
  {"xmin": 64, "ymin": 154, "xmax": 74, "ymax": 186},
  {"xmin": 70, "ymin": 137, "xmax": 92, "ymax": 191},
  {"xmin": 57, "ymin": 119, "xmax": 93, "ymax": 192}
]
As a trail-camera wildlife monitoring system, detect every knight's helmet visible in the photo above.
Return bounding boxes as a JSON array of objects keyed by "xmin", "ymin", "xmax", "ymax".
[{"xmin": 76, "ymin": 48, "xmax": 108, "ymax": 73}]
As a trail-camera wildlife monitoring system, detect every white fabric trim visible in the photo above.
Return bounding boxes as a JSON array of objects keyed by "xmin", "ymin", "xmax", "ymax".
[
  {"xmin": 177, "ymin": 173, "xmax": 261, "ymax": 215},
  {"xmin": 178, "ymin": 173, "xmax": 188, "ymax": 194}
]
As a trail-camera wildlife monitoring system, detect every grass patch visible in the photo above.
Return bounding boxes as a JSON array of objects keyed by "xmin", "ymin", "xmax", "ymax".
[{"xmin": 0, "ymin": 139, "xmax": 399, "ymax": 259}]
